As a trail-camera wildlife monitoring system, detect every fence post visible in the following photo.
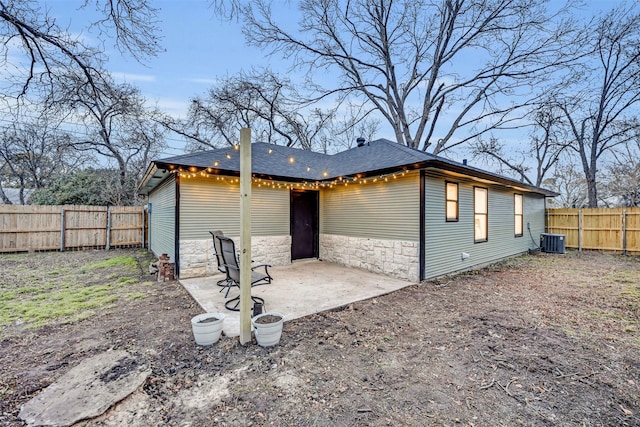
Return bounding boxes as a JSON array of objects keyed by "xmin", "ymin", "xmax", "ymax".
[
  {"xmin": 545, "ymin": 209, "xmax": 549, "ymax": 233},
  {"xmin": 106, "ymin": 206, "xmax": 112, "ymax": 250},
  {"xmin": 578, "ymin": 210, "xmax": 583, "ymax": 252},
  {"xmin": 622, "ymin": 209, "xmax": 627, "ymax": 256},
  {"xmin": 141, "ymin": 208, "xmax": 146, "ymax": 248},
  {"xmin": 60, "ymin": 208, "xmax": 65, "ymax": 252}
]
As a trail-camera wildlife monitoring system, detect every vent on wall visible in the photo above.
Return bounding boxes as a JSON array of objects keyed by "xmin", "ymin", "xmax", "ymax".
[{"xmin": 540, "ymin": 233, "xmax": 566, "ymax": 254}]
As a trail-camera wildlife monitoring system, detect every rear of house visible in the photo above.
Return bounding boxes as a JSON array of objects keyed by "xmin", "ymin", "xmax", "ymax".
[{"xmin": 139, "ymin": 140, "xmax": 554, "ymax": 282}]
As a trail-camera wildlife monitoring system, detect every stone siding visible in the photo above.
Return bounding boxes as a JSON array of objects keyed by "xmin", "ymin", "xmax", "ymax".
[
  {"xmin": 319, "ymin": 234, "xmax": 419, "ymax": 282},
  {"xmin": 179, "ymin": 235, "xmax": 292, "ymax": 278}
]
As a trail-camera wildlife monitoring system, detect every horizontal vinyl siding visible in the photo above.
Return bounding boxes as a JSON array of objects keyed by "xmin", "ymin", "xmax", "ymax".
[
  {"xmin": 423, "ymin": 170, "xmax": 546, "ymax": 279},
  {"xmin": 525, "ymin": 193, "xmax": 546, "ymax": 244},
  {"xmin": 320, "ymin": 171, "xmax": 419, "ymax": 241},
  {"xmin": 179, "ymin": 176, "xmax": 289, "ymax": 239},
  {"xmin": 148, "ymin": 175, "xmax": 176, "ymax": 261}
]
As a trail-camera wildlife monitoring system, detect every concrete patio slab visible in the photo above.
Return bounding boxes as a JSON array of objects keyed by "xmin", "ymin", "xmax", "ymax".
[{"xmin": 180, "ymin": 259, "xmax": 414, "ymax": 337}]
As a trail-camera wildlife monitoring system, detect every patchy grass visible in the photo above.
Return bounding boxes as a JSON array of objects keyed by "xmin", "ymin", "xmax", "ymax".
[
  {"xmin": 0, "ymin": 250, "xmax": 154, "ymax": 331},
  {"xmin": 126, "ymin": 292, "xmax": 146, "ymax": 301},
  {"xmin": 0, "ymin": 286, "xmax": 119, "ymax": 328},
  {"xmin": 81, "ymin": 255, "xmax": 139, "ymax": 271}
]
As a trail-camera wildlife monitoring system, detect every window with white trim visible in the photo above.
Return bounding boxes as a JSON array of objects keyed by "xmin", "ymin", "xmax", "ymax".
[
  {"xmin": 474, "ymin": 187, "xmax": 488, "ymax": 242},
  {"xmin": 446, "ymin": 182, "xmax": 458, "ymax": 222},
  {"xmin": 514, "ymin": 194, "xmax": 523, "ymax": 237}
]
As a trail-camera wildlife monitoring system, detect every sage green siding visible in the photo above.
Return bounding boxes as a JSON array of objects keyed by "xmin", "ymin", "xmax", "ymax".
[
  {"xmin": 320, "ymin": 171, "xmax": 420, "ymax": 241},
  {"xmin": 423, "ymin": 170, "xmax": 546, "ymax": 279},
  {"xmin": 179, "ymin": 176, "xmax": 289, "ymax": 239},
  {"xmin": 148, "ymin": 174, "xmax": 176, "ymax": 261}
]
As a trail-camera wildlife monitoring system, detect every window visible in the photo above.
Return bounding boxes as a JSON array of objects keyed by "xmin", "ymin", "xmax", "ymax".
[
  {"xmin": 445, "ymin": 182, "xmax": 458, "ymax": 221},
  {"xmin": 474, "ymin": 187, "xmax": 488, "ymax": 242},
  {"xmin": 514, "ymin": 194, "xmax": 523, "ymax": 237}
]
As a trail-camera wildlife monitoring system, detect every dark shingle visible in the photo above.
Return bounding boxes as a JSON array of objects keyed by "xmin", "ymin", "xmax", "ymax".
[
  {"xmin": 143, "ymin": 138, "xmax": 557, "ymax": 196},
  {"xmin": 155, "ymin": 139, "xmax": 434, "ymax": 180}
]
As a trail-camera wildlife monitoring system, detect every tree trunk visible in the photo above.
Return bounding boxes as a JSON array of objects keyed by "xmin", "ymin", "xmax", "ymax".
[
  {"xmin": 0, "ymin": 186, "xmax": 12, "ymax": 204},
  {"xmin": 587, "ymin": 173, "xmax": 598, "ymax": 207}
]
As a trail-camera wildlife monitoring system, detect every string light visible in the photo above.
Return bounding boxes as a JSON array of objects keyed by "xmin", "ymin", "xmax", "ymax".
[
  {"xmin": 172, "ymin": 170, "xmax": 408, "ymax": 188},
  {"xmin": 167, "ymin": 144, "xmax": 412, "ymax": 189}
]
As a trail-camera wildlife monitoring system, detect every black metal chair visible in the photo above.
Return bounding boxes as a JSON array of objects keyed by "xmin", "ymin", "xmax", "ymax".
[
  {"xmin": 218, "ymin": 236, "xmax": 271, "ymax": 311},
  {"xmin": 209, "ymin": 230, "xmax": 231, "ymax": 289}
]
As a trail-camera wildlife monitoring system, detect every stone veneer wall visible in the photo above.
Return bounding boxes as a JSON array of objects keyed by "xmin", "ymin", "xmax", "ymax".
[
  {"xmin": 319, "ymin": 234, "xmax": 419, "ymax": 282},
  {"xmin": 179, "ymin": 235, "xmax": 292, "ymax": 279}
]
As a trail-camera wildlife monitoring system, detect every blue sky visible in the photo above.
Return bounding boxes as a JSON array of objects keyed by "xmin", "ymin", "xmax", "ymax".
[
  {"xmin": 106, "ymin": 2, "xmax": 258, "ymax": 117},
  {"xmin": 52, "ymin": 0, "xmax": 619, "ymax": 158},
  {"xmin": 54, "ymin": 1, "xmax": 278, "ymax": 156}
]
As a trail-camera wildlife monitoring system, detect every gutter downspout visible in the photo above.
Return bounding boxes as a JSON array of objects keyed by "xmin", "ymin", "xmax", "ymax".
[{"xmin": 419, "ymin": 170, "xmax": 426, "ymax": 281}]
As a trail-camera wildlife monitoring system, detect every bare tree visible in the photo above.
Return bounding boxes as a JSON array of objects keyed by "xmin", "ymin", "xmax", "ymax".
[
  {"xmin": 51, "ymin": 73, "xmax": 167, "ymax": 205},
  {"xmin": 554, "ymin": 3, "xmax": 640, "ymax": 207},
  {"xmin": 0, "ymin": 0, "xmax": 160, "ymax": 98},
  {"xmin": 542, "ymin": 161, "xmax": 588, "ymax": 208},
  {"xmin": 603, "ymin": 136, "xmax": 640, "ymax": 207},
  {"xmin": 0, "ymin": 111, "xmax": 81, "ymax": 204},
  {"xmin": 168, "ymin": 69, "xmax": 340, "ymax": 152},
  {"xmin": 318, "ymin": 101, "xmax": 380, "ymax": 153},
  {"xmin": 472, "ymin": 103, "xmax": 571, "ymax": 186},
  {"xmin": 226, "ymin": 0, "xmax": 581, "ymax": 154}
]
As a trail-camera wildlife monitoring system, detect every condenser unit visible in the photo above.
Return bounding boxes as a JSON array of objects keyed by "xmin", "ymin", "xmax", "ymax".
[{"xmin": 540, "ymin": 233, "xmax": 566, "ymax": 254}]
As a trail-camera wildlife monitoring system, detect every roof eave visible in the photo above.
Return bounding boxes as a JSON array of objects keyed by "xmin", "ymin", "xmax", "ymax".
[
  {"xmin": 423, "ymin": 160, "xmax": 559, "ymax": 197},
  {"xmin": 137, "ymin": 162, "xmax": 159, "ymax": 195},
  {"xmin": 152, "ymin": 161, "xmax": 324, "ymax": 184},
  {"xmin": 139, "ymin": 151, "xmax": 559, "ymax": 198}
]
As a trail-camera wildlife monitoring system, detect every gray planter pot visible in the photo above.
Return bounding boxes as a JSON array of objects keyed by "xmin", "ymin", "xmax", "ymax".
[
  {"xmin": 191, "ymin": 313, "xmax": 225, "ymax": 345},
  {"xmin": 251, "ymin": 312, "xmax": 284, "ymax": 347}
]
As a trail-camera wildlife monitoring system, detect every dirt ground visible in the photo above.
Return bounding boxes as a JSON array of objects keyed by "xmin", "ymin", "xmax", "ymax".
[{"xmin": 1, "ymin": 249, "xmax": 639, "ymax": 426}]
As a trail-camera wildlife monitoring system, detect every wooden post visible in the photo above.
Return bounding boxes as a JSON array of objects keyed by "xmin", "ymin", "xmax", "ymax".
[
  {"xmin": 239, "ymin": 128, "xmax": 252, "ymax": 345},
  {"xmin": 578, "ymin": 210, "xmax": 583, "ymax": 252},
  {"xmin": 622, "ymin": 209, "xmax": 627, "ymax": 256},
  {"xmin": 60, "ymin": 208, "xmax": 65, "ymax": 252},
  {"xmin": 106, "ymin": 206, "xmax": 112, "ymax": 250},
  {"xmin": 141, "ymin": 208, "xmax": 146, "ymax": 248},
  {"xmin": 545, "ymin": 208, "xmax": 549, "ymax": 233}
]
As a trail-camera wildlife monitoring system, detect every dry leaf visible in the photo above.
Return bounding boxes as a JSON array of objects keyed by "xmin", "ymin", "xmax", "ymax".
[{"xmin": 620, "ymin": 405, "xmax": 633, "ymax": 416}]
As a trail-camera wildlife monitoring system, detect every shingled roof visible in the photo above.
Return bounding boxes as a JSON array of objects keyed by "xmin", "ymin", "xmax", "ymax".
[{"xmin": 138, "ymin": 139, "xmax": 557, "ymax": 196}]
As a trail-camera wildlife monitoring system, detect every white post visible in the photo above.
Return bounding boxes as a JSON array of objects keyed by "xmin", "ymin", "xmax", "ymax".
[{"xmin": 239, "ymin": 128, "xmax": 252, "ymax": 345}]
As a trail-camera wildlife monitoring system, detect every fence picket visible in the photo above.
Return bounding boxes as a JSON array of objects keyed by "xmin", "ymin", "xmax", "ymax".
[
  {"xmin": 0, "ymin": 205, "xmax": 147, "ymax": 252},
  {"xmin": 546, "ymin": 207, "xmax": 640, "ymax": 254}
]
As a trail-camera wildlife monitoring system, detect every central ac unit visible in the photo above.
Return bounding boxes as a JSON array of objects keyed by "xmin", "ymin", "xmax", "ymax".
[{"xmin": 540, "ymin": 233, "xmax": 566, "ymax": 254}]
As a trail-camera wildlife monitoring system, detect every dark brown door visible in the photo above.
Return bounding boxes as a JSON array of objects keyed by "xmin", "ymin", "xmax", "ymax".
[{"xmin": 290, "ymin": 190, "xmax": 319, "ymax": 260}]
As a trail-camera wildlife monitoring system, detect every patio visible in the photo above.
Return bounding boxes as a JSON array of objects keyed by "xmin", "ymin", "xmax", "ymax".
[{"xmin": 180, "ymin": 259, "xmax": 414, "ymax": 337}]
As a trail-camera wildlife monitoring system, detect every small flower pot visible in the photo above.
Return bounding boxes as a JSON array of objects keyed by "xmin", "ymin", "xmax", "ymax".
[
  {"xmin": 251, "ymin": 312, "xmax": 284, "ymax": 347},
  {"xmin": 191, "ymin": 313, "xmax": 225, "ymax": 346}
]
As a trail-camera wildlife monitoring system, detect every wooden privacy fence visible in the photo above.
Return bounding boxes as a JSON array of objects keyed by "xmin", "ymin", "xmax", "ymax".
[
  {"xmin": 545, "ymin": 207, "xmax": 640, "ymax": 254},
  {"xmin": 0, "ymin": 205, "xmax": 147, "ymax": 253}
]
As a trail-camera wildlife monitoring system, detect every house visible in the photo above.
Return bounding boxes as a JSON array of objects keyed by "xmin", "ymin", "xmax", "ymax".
[{"xmin": 137, "ymin": 139, "xmax": 557, "ymax": 282}]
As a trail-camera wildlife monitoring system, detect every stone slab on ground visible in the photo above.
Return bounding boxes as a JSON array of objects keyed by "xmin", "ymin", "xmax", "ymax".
[{"xmin": 19, "ymin": 350, "xmax": 150, "ymax": 427}]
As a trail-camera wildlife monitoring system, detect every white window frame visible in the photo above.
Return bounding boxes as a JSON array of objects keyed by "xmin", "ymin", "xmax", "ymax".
[{"xmin": 474, "ymin": 187, "xmax": 488, "ymax": 243}]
